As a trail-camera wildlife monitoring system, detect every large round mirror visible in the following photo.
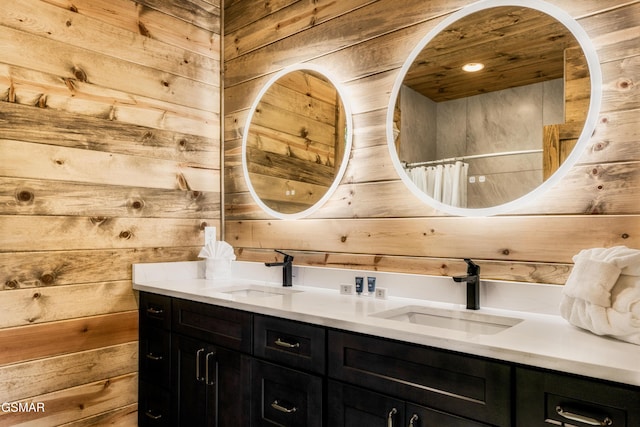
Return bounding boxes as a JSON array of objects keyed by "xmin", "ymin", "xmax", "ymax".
[
  {"xmin": 243, "ymin": 64, "xmax": 352, "ymax": 219},
  {"xmin": 387, "ymin": 0, "xmax": 601, "ymax": 216}
]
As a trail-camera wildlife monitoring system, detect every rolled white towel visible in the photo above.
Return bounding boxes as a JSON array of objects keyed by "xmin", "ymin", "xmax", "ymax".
[{"xmin": 560, "ymin": 246, "xmax": 640, "ymax": 345}]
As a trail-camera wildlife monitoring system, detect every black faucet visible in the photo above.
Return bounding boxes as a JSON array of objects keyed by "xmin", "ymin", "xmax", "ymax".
[
  {"xmin": 453, "ymin": 258, "xmax": 480, "ymax": 310},
  {"xmin": 265, "ymin": 250, "xmax": 294, "ymax": 287}
]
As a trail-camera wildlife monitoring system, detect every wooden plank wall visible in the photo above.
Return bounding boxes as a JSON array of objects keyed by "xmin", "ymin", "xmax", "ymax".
[
  {"xmin": 0, "ymin": 0, "xmax": 220, "ymax": 425},
  {"xmin": 224, "ymin": 0, "xmax": 639, "ymax": 285}
]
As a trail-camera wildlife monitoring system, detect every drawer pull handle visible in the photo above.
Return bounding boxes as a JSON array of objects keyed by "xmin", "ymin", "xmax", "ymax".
[
  {"xmin": 271, "ymin": 399, "xmax": 297, "ymax": 414},
  {"xmin": 145, "ymin": 410, "xmax": 162, "ymax": 420},
  {"xmin": 387, "ymin": 407, "xmax": 398, "ymax": 427},
  {"xmin": 145, "ymin": 353, "xmax": 163, "ymax": 361},
  {"xmin": 556, "ymin": 406, "xmax": 613, "ymax": 426},
  {"xmin": 274, "ymin": 338, "xmax": 300, "ymax": 349},
  {"xmin": 205, "ymin": 351, "xmax": 216, "ymax": 386},
  {"xmin": 146, "ymin": 307, "xmax": 164, "ymax": 316},
  {"xmin": 408, "ymin": 413, "xmax": 419, "ymax": 427},
  {"xmin": 195, "ymin": 348, "xmax": 205, "ymax": 381}
]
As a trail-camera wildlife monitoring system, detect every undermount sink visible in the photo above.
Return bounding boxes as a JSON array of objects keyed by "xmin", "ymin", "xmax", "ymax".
[
  {"xmin": 211, "ymin": 284, "xmax": 302, "ymax": 298},
  {"xmin": 370, "ymin": 305, "xmax": 522, "ymax": 335}
]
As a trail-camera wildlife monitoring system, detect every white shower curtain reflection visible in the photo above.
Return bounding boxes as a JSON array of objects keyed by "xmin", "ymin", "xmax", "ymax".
[{"xmin": 407, "ymin": 161, "xmax": 468, "ymax": 207}]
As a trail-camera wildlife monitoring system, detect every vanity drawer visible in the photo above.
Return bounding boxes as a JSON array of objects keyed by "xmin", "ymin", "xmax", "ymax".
[
  {"xmin": 138, "ymin": 380, "xmax": 171, "ymax": 427},
  {"xmin": 328, "ymin": 330, "xmax": 512, "ymax": 427},
  {"xmin": 172, "ymin": 298, "xmax": 252, "ymax": 353},
  {"xmin": 251, "ymin": 359, "xmax": 323, "ymax": 427},
  {"xmin": 254, "ymin": 314, "xmax": 326, "ymax": 374},
  {"xmin": 516, "ymin": 367, "xmax": 640, "ymax": 427},
  {"xmin": 139, "ymin": 326, "xmax": 171, "ymax": 388},
  {"xmin": 139, "ymin": 292, "xmax": 171, "ymax": 330}
]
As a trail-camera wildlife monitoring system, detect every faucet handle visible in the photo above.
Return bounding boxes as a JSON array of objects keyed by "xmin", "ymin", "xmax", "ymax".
[
  {"xmin": 463, "ymin": 258, "xmax": 480, "ymax": 276},
  {"xmin": 274, "ymin": 249, "xmax": 294, "ymax": 263}
]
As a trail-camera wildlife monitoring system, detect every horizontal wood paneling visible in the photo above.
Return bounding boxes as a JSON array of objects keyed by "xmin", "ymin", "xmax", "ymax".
[
  {"xmin": 0, "ymin": 311, "xmax": 138, "ymax": 365},
  {"xmin": 0, "ymin": 342, "xmax": 138, "ymax": 402},
  {"xmin": 224, "ymin": 0, "xmax": 639, "ymax": 283},
  {"xmin": 0, "ymin": 373, "xmax": 137, "ymax": 427},
  {"xmin": 226, "ymin": 216, "xmax": 637, "ymax": 264},
  {"xmin": 1, "ymin": 0, "xmax": 221, "ymax": 423},
  {"xmin": 0, "ymin": 281, "xmax": 138, "ymax": 328},
  {"xmin": 0, "ymin": 247, "xmax": 201, "ymax": 289}
]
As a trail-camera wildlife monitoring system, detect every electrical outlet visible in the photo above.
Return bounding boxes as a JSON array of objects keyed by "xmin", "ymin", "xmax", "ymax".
[
  {"xmin": 339, "ymin": 284, "xmax": 355, "ymax": 295},
  {"xmin": 375, "ymin": 287, "xmax": 388, "ymax": 299},
  {"xmin": 204, "ymin": 226, "xmax": 217, "ymax": 245}
]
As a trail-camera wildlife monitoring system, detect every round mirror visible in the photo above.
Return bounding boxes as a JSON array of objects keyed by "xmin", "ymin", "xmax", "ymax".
[
  {"xmin": 387, "ymin": 0, "xmax": 601, "ymax": 216},
  {"xmin": 242, "ymin": 64, "xmax": 352, "ymax": 219}
]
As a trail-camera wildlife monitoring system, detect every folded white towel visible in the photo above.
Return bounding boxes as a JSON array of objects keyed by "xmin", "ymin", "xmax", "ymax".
[
  {"xmin": 560, "ymin": 246, "xmax": 640, "ymax": 345},
  {"xmin": 198, "ymin": 241, "xmax": 237, "ymax": 260}
]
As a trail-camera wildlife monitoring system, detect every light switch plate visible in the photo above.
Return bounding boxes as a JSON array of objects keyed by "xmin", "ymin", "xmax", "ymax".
[{"xmin": 204, "ymin": 226, "xmax": 216, "ymax": 245}]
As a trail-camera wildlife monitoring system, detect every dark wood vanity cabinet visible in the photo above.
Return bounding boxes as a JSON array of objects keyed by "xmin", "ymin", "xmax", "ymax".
[
  {"xmin": 328, "ymin": 330, "xmax": 512, "ymax": 427},
  {"xmin": 139, "ymin": 292, "xmax": 640, "ymax": 427},
  {"xmin": 516, "ymin": 366, "xmax": 640, "ymax": 427}
]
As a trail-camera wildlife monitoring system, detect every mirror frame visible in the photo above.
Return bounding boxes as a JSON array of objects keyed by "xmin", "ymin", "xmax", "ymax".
[
  {"xmin": 386, "ymin": 0, "xmax": 602, "ymax": 217},
  {"xmin": 242, "ymin": 63, "xmax": 353, "ymax": 219}
]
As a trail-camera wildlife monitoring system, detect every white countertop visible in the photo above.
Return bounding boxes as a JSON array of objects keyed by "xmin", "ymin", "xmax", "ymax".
[{"xmin": 133, "ymin": 261, "xmax": 640, "ymax": 387}]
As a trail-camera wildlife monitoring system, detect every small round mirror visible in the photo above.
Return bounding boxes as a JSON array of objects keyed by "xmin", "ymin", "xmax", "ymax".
[
  {"xmin": 387, "ymin": 0, "xmax": 601, "ymax": 216},
  {"xmin": 243, "ymin": 64, "xmax": 352, "ymax": 219}
]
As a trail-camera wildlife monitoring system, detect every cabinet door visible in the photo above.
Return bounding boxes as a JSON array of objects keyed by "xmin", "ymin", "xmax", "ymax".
[
  {"xmin": 173, "ymin": 334, "xmax": 217, "ymax": 427},
  {"xmin": 328, "ymin": 380, "xmax": 405, "ymax": 427},
  {"xmin": 172, "ymin": 334, "xmax": 251, "ymax": 427},
  {"xmin": 251, "ymin": 359, "xmax": 323, "ymax": 427}
]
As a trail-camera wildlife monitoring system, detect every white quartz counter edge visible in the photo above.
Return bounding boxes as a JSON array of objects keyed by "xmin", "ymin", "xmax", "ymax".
[{"xmin": 133, "ymin": 278, "xmax": 640, "ymax": 387}]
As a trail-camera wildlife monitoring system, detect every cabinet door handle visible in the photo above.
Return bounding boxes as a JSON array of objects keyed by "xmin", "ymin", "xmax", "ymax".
[
  {"xmin": 145, "ymin": 410, "xmax": 162, "ymax": 420},
  {"xmin": 274, "ymin": 338, "xmax": 300, "ymax": 349},
  {"xmin": 146, "ymin": 307, "xmax": 164, "ymax": 316},
  {"xmin": 271, "ymin": 399, "xmax": 297, "ymax": 414},
  {"xmin": 145, "ymin": 353, "xmax": 163, "ymax": 361},
  {"xmin": 556, "ymin": 406, "xmax": 613, "ymax": 426},
  {"xmin": 387, "ymin": 407, "xmax": 398, "ymax": 427},
  {"xmin": 408, "ymin": 413, "xmax": 419, "ymax": 427},
  {"xmin": 195, "ymin": 348, "xmax": 205, "ymax": 381},
  {"xmin": 205, "ymin": 351, "xmax": 216, "ymax": 386}
]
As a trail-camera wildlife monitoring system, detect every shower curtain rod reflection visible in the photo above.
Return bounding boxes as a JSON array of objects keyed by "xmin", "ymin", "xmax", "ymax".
[{"xmin": 404, "ymin": 148, "xmax": 543, "ymax": 169}]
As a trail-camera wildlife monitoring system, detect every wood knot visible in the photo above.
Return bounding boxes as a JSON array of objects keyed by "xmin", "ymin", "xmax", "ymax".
[
  {"xmin": 5, "ymin": 280, "xmax": 18, "ymax": 289},
  {"xmin": 162, "ymin": 80, "xmax": 170, "ymax": 87},
  {"xmin": 621, "ymin": 233, "xmax": 629, "ymax": 239},
  {"xmin": 190, "ymin": 191, "xmax": 202, "ymax": 200},
  {"xmin": 129, "ymin": 199, "xmax": 144, "ymax": 210},
  {"xmin": 40, "ymin": 273, "xmax": 56, "ymax": 285},
  {"xmin": 617, "ymin": 79, "xmax": 631, "ymax": 90},
  {"xmin": 340, "ymin": 235, "xmax": 347, "ymax": 243},
  {"xmin": 66, "ymin": 19, "xmax": 72, "ymax": 27},
  {"xmin": 73, "ymin": 66, "xmax": 88, "ymax": 82},
  {"xmin": 502, "ymin": 249, "xmax": 510, "ymax": 255},
  {"xmin": 69, "ymin": 5, "xmax": 78, "ymax": 12},
  {"xmin": 90, "ymin": 216, "xmax": 108, "ymax": 225},
  {"xmin": 33, "ymin": 292, "xmax": 41, "ymax": 299},
  {"xmin": 178, "ymin": 139, "xmax": 187, "ymax": 150},
  {"xmin": 16, "ymin": 189, "xmax": 34, "ymax": 203},
  {"xmin": 119, "ymin": 230, "xmax": 132, "ymax": 239},
  {"xmin": 200, "ymin": 222, "xmax": 208, "ymax": 230}
]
